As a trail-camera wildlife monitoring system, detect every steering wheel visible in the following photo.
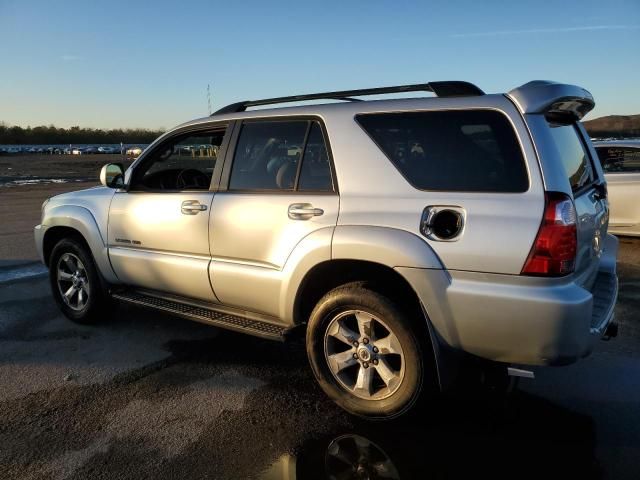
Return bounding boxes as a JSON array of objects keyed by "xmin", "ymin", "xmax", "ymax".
[{"xmin": 176, "ymin": 169, "xmax": 209, "ymax": 190}]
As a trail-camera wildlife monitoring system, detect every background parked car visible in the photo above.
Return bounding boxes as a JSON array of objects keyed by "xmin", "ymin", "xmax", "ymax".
[
  {"xmin": 593, "ymin": 140, "xmax": 640, "ymax": 236},
  {"xmin": 98, "ymin": 146, "xmax": 116, "ymax": 154},
  {"xmin": 126, "ymin": 146, "xmax": 143, "ymax": 157}
]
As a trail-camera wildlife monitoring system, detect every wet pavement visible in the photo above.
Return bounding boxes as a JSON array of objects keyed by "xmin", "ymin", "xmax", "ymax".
[{"xmin": 0, "ymin": 238, "xmax": 638, "ymax": 480}]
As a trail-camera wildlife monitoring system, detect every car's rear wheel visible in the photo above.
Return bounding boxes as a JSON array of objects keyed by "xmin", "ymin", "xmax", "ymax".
[
  {"xmin": 49, "ymin": 237, "xmax": 110, "ymax": 324},
  {"xmin": 306, "ymin": 284, "xmax": 433, "ymax": 419}
]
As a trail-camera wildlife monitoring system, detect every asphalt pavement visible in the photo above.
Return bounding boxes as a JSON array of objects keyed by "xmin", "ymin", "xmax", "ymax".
[{"xmin": 0, "ymin": 239, "xmax": 638, "ymax": 480}]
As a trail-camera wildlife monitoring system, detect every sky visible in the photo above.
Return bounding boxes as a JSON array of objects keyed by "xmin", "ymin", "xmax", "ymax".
[{"xmin": 0, "ymin": 0, "xmax": 639, "ymax": 129}]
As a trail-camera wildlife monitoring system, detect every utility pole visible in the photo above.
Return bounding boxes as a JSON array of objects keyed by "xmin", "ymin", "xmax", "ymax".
[{"xmin": 207, "ymin": 84, "xmax": 212, "ymax": 115}]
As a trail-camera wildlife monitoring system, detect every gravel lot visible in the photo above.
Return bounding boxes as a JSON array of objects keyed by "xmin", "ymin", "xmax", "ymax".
[
  {"xmin": 0, "ymin": 154, "xmax": 133, "ymax": 263},
  {"xmin": 0, "ymin": 178, "xmax": 638, "ymax": 478}
]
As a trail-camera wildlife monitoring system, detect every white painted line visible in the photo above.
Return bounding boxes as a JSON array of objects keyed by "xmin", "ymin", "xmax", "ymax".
[{"xmin": 0, "ymin": 264, "xmax": 48, "ymax": 283}]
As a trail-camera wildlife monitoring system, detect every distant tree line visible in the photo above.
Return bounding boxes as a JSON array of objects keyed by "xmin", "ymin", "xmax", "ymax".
[{"xmin": 0, "ymin": 123, "xmax": 165, "ymax": 145}]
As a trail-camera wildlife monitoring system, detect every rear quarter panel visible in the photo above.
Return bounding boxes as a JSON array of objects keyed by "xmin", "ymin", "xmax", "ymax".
[{"xmin": 325, "ymin": 97, "xmax": 545, "ymax": 274}]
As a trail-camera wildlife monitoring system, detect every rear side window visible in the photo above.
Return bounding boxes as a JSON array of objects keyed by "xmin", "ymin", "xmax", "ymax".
[
  {"xmin": 230, "ymin": 121, "xmax": 307, "ymax": 190},
  {"xmin": 229, "ymin": 120, "xmax": 334, "ymax": 192},
  {"xmin": 356, "ymin": 110, "xmax": 528, "ymax": 192},
  {"xmin": 298, "ymin": 122, "xmax": 333, "ymax": 191},
  {"xmin": 546, "ymin": 123, "xmax": 594, "ymax": 192},
  {"xmin": 595, "ymin": 146, "xmax": 640, "ymax": 173}
]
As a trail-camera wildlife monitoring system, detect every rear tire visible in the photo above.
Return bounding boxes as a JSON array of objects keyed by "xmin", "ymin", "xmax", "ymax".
[
  {"xmin": 306, "ymin": 284, "xmax": 435, "ymax": 419},
  {"xmin": 49, "ymin": 237, "xmax": 110, "ymax": 324}
]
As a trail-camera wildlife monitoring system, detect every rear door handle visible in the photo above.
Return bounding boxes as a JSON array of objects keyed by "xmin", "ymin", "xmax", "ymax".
[
  {"xmin": 181, "ymin": 200, "xmax": 208, "ymax": 215},
  {"xmin": 288, "ymin": 203, "xmax": 324, "ymax": 220}
]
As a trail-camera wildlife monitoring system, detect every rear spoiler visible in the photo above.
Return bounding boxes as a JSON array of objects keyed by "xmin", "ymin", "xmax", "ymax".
[{"xmin": 507, "ymin": 80, "xmax": 595, "ymax": 121}]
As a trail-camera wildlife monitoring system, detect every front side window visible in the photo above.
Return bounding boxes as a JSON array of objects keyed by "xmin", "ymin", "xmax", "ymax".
[
  {"xmin": 356, "ymin": 110, "xmax": 528, "ymax": 192},
  {"xmin": 130, "ymin": 129, "xmax": 225, "ymax": 191},
  {"xmin": 229, "ymin": 120, "xmax": 334, "ymax": 192},
  {"xmin": 595, "ymin": 146, "xmax": 640, "ymax": 173}
]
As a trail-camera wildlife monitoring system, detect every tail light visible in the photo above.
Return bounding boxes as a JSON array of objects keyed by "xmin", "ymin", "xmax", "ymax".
[{"xmin": 521, "ymin": 192, "xmax": 577, "ymax": 276}]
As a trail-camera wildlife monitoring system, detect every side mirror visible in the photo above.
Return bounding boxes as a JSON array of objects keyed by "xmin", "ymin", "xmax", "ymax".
[{"xmin": 99, "ymin": 163, "xmax": 125, "ymax": 188}]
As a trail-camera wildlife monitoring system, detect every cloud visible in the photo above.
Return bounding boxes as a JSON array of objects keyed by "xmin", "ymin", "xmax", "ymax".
[
  {"xmin": 450, "ymin": 25, "xmax": 640, "ymax": 38},
  {"xmin": 61, "ymin": 54, "xmax": 82, "ymax": 61}
]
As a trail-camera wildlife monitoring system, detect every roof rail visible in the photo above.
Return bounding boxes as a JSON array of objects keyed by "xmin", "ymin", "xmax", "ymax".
[{"xmin": 213, "ymin": 81, "xmax": 484, "ymax": 115}]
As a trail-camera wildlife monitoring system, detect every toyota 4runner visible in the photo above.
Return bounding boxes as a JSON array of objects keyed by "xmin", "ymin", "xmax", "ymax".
[{"xmin": 35, "ymin": 80, "xmax": 619, "ymax": 418}]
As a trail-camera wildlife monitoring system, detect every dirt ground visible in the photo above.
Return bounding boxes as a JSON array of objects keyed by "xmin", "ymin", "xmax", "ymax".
[
  {"xmin": 0, "ymin": 239, "xmax": 637, "ymax": 479},
  {"xmin": 0, "ymin": 154, "xmax": 132, "ymax": 183},
  {"xmin": 0, "ymin": 154, "xmax": 132, "ymax": 263}
]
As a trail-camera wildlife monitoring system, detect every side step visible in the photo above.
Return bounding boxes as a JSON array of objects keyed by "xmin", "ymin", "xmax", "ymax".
[{"xmin": 111, "ymin": 290, "xmax": 287, "ymax": 341}]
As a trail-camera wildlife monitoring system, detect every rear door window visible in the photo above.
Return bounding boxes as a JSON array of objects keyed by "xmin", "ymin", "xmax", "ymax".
[
  {"xmin": 229, "ymin": 120, "xmax": 334, "ymax": 192},
  {"xmin": 595, "ymin": 146, "xmax": 640, "ymax": 173},
  {"xmin": 298, "ymin": 122, "xmax": 333, "ymax": 191},
  {"xmin": 546, "ymin": 123, "xmax": 595, "ymax": 192},
  {"xmin": 356, "ymin": 110, "xmax": 528, "ymax": 192},
  {"xmin": 229, "ymin": 121, "xmax": 307, "ymax": 191}
]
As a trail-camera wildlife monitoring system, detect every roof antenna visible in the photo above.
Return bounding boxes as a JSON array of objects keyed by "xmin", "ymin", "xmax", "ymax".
[{"xmin": 207, "ymin": 84, "xmax": 212, "ymax": 115}]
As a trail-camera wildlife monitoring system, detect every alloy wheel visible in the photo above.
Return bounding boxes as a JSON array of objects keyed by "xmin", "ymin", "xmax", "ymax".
[
  {"xmin": 56, "ymin": 253, "xmax": 90, "ymax": 311},
  {"xmin": 324, "ymin": 310, "xmax": 405, "ymax": 400}
]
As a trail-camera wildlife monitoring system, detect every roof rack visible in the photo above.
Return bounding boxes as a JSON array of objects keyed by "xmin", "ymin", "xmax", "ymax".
[{"xmin": 213, "ymin": 81, "xmax": 484, "ymax": 115}]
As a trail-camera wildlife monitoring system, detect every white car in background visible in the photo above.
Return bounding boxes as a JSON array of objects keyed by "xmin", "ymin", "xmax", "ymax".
[
  {"xmin": 126, "ymin": 146, "xmax": 144, "ymax": 157},
  {"xmin": 593, "ymin": 140, "xmax": 640, "ymax": 236}
]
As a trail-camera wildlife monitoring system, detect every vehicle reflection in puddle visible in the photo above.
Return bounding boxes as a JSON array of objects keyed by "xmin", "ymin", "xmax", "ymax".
[
  {"xmin": 262, "ymin": 434, "xmax": 399, "ymax": 480},
  {"xmin": 257, "ymin": 389, "xmax": 600, "ymax": 480}
]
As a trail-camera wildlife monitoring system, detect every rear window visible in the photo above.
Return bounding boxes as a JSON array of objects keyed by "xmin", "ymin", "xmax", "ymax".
[
  {"xmin": 546, "ymin": 123, "xmax": 594, "ymax": 192},
  {"xmin": 356, "ymin": 110, "xmax": 528, "ymax": 192},
  {"xmin": 595, "ymin": 146, "xmax": 640, "ymax": 173}
]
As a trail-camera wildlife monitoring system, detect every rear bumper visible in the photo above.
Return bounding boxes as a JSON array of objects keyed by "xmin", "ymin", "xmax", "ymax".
[{"xmin": 397, "ymin": 235, "xmax": 619, "ymax": 366}]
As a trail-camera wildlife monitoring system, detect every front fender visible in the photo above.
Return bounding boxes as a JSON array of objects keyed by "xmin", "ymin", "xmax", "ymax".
[{"xmin": 43, "ymin": 205, "xmax": 119, "ymax": 283}]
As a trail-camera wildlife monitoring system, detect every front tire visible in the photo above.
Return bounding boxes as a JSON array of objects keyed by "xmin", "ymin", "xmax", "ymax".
[
  {"xmin": 49, "ymin": 237, "xmax": 109, "ymax": 324},
  {"xmin": 306, "ymin": 284, "xmax": 434, "ymax": 419}
]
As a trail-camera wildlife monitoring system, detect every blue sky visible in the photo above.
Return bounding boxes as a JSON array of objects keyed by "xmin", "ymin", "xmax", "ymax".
[{"xmin": 1, "ymin": 0, "xmax": 638, "ymax": 129}]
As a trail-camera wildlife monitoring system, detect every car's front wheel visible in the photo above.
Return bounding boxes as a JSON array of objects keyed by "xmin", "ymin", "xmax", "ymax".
[
  {"xmin": 306, "ymin": 284, "xmax": 434, "ymax": 419},
  {"xmin": 49, "ymin": 237, "xmax": 110, "ymax": 324}
]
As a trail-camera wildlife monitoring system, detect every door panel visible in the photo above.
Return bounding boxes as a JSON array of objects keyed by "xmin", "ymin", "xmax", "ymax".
[
  {"xmin": 108, "ymin": 192, "xmax": 216, "ymax": 301},
  {"xmin": 210, "ymin": 193, "xmax": 337, "ymax": 268},
  {"xmin": 209, "ymin": 193, "xmax": 339, "ymax": 314}
]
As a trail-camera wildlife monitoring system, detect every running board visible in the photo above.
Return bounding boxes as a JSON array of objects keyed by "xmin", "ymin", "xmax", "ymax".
[{"xmin": 111, "ymin": 290, "xmax": 287, "ymax": 341}]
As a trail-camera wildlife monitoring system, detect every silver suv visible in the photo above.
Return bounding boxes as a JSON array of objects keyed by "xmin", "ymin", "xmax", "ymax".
[{"xmin": 35, "ymin": 80, "xmax": 619, "ymax": 419}]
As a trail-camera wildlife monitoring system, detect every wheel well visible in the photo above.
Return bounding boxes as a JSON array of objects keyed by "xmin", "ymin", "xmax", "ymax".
[
  {"xmin": 42, "ymin": 226, "xmax": 89, "ymax": 267},
  {"xmin": 294, "ymin": 260, "xmax": 425, "ymax": 327}
]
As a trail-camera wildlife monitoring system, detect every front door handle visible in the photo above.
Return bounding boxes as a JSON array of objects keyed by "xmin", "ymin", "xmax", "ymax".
[
  {"xmin": 288, "ymin": 203, "xmax": 324, "ymax": 220},
  {"xmin": 181, "ymin": 200, "xmax": 208, "ymax": 215}
]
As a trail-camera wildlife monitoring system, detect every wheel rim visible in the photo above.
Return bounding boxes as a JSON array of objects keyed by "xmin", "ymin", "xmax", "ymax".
[
  {"xmin": 56, "ymin": 253, "xmax": 90, "ymax": 311},
  {"xmin": 325, "ymin": 434, "xmax": 400, "ymax": 480},
  {"xmin": 324, "ymin": 310, "xmax": 405, "ymax": 400}
]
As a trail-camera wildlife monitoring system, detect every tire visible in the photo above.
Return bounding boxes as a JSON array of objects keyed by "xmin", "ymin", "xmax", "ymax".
[
  {"xmin": 306, "ymin": 284, "xmax": 434, "ymax": 419},
  {"xmin": 49, "ymin": 237, "xmax": 110, "ymax": 324}
]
